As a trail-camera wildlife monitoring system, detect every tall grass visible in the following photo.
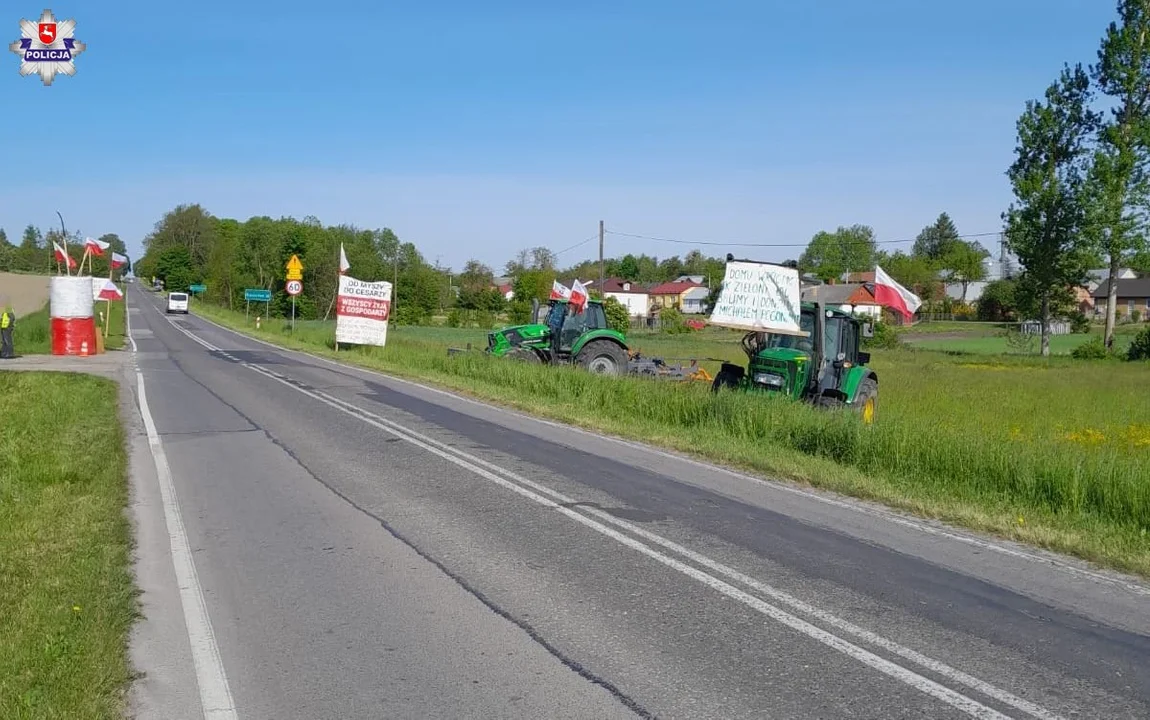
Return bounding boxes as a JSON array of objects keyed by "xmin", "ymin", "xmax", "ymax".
[
  {"xmin": 198, "ymin": 304, "xmax": 1150, "ymax": 575},
  {"xmin": 0, "ymin": 371, "xmax": 136, "ymax": 718}
]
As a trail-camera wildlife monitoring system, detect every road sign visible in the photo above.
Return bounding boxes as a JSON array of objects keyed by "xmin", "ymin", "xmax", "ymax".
[
  {"xmin": 189, "ymin": 284, "xmax": 207, "ymax": 293},
  {"xmin": 285, "ymin": 279, "xmax": 303, "ymax": 296},
  {"xmin": 244, "ymin": 288, "xmax": 272, "ymax": 302},
  {"xmin": 286, "ymin": 254, "xmax": 304, "ymax": 281}
]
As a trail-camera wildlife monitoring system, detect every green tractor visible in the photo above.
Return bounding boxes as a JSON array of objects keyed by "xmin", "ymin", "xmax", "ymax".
[
  {"xmin": 709, "ymin": 262, "xmax": 879, "ymax": 424},
  {"xmin": 485, "ymin": 298, "xmax": 631, "ymax": 376}
]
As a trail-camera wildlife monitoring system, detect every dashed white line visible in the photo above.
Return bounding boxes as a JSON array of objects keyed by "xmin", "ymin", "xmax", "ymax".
[
  {"xmin": 166, "ymin": 313, "xmax": 1063, "ymax": 720},
  {"xmin": 184, "ymin": 306, "xmax": 1150, "ymax": 599}
]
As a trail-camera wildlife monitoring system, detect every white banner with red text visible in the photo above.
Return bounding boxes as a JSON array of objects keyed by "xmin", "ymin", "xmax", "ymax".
[{"xmin": 335, "ymin": 275, "xmax": 392, "ymax": 347}]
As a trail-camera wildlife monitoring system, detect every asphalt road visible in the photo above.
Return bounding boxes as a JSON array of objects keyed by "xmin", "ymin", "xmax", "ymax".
[{"xmin": 125, "ymin": 285, "xmax": 1150, "ymax": 720}]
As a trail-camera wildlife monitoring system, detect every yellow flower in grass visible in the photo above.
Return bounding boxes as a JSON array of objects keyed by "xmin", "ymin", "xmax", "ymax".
[
  {"xmin": 1119, "ymin": 425, "xmax": 1150, "ymax": 448},
  {"xmin": 1063, "ymin": 428, "xmax": 1106, "ymax": 446}
]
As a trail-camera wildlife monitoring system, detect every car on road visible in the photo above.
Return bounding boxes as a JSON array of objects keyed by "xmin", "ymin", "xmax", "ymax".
[{"xmin": 166, "ymin": 291, "xmax": 190, "ymax": 314}]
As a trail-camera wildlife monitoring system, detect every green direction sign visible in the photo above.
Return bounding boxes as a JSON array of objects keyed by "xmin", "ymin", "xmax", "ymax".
[
  {"xmin": 244, "ymin": 288, "xmax": 272, "ymax": 302},
  {"xmin": 188, "ymin": 284, "xmax": 207, "ymax": 294}
]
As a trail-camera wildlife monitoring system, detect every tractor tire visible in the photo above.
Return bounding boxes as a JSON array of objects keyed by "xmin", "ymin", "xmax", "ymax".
[
  {"xmin": 711, "ymin": 363, "xmax": 744, "ymax": 393},
  {"xmin": 506, "ymin": 347, "xmax": 542, "ymax": 364},
  {"xmin": 576, "ymin": 340, "xmax": 628, "ymax": 376},
  {"xmin": 854, "ymin": 377, "xmax": 878, "ymax": 424}
]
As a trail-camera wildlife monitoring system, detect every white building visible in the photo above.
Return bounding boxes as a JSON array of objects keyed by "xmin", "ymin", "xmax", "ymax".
[{"xmin": 600, "ymin": 278, "xmax": 650, "ymax": 318}]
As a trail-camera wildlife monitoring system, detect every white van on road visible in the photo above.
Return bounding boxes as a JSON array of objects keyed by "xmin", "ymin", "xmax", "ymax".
[{"xmin": 166, "ymin": 292, "xmax": 189, "ymax": 314}]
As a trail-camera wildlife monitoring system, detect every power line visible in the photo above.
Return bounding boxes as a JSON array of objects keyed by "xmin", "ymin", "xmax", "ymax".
[
  {"xmin": 604, "ymin": 229, "xmax": 1003, "ymax": 249},
  {"xmin": 553, "ymin": 234, "xmax": 599, "ymax": 256}
]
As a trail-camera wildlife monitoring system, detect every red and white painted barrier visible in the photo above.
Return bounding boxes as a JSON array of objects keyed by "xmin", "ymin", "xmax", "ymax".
[{"xmin": 50, "ymin": 276, "xmax": 96, "ymax": 356}]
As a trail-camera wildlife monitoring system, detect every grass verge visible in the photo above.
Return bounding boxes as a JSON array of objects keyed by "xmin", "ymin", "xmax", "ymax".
[
  {"xmin": 0, "ymin": 371, "xmax": 136, "ymax": 718},
  {"xmin": 10, "ymin": 297, "xmax": 127, "ymax": 355},
  {"xmin": 191, "ymin": 301, "xmax": 1150, "ymax": 579}
]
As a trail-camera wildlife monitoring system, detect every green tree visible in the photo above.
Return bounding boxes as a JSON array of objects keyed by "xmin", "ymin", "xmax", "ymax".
[
  {"xmin": 798, "ymin": 224, "xmax": 877, "ymax": 281},
  {"xmin": 617, "ymin": 253, "xmax": 640, "ymax": 280},
  {"xmin": 156, "ymin": 245, "xmax": 197, "ymax": 291},
  {"xmin": 976, "ymin": 279, "xmax": 1018, "ymax": 321},
  {"xmin": 17, "ymin": 225, "xmax": 44, "ymax": 272},
  {"xmin": 0, "ymin": 228, "xmax": 12, "ymax": 271},
  {"xmin": 601, "ymin": 295, "xmax": 630, "ymax": 333},
  {"xmin": 1003, "ymin": 64, "xmax": 1100, "ymax": 356},
  {"xmin": 512, "ymin": 269, "xmax": 551, "ymax": 305},
  {"xmin": 912, "ymin": 212, "xmax": 962, "ymax": 261},
  {"xmin": 456, "ymin": 259, "xmax": 496, "ymax": 309},
  {"xmin": 940, "ymin": 241, "xmax": 990, "ymax": 303},
  {"xmin": 1088, "ymin": 0, "xmax": 1150, "ymax": 350}
]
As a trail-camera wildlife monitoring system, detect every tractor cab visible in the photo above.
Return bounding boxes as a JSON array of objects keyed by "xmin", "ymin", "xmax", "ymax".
[{"xmin": 541, "ymin": 299, "xmax": 611, "ymax": 353}]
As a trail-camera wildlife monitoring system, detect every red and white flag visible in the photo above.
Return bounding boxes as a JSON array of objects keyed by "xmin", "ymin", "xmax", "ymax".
[
  {"xmin": 550, "ymin": 280, "xmax": 571, "ymax": 301},
  {"xmin": 339, "ymin": 243, "xmax": 350, "ymax": 275},
  {"xmin": 872, "ymin": 265, "xmax": 922, "ymax": 321},
  {"xmin": 111, "ymin": 252, "xmax": 128, "ymax": 269},
  {"xmin": 95, "ymin": 279, "xmax": 124, "ymax": 301},
  {"xmin": 53, "ymin": 241, "xmax": 77, "ymax": 269},
  {"xmin": 570, "ymin": 278, "xmax": 589, "ymax": 310},
  {"xmin": 83, "ymin": 236, "xmax": 110, "ymax": 256}
]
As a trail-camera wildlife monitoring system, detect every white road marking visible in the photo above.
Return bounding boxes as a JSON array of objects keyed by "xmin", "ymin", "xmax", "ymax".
[
  {"xmin": 125, "ymin": 297, "xmax": 138, "ymax": 352},
  {"xmin": 183, "ymin": 306, "xmax": 1150, "ymax": 599},
  {"xmin": 132, "ymin": 301, "xmax": 238, "ymax": 720},
  {"xmin": 165, "ymin": 314, "xmax": 1062, "ymax": 720}
]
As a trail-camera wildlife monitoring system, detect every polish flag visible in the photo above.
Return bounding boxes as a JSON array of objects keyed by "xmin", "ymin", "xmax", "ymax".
[
  {"xmin": 111, "ymin": 252, "xmax": 128, "ymax": 269},
  {"xmin": 872, "ymin": 266, "xmax": 922, "ymax": 321},
  {"xmin": 95, "ymin": 279, "xmax": 124, "ymax": 301},
  {"xmin": 550, "ymin": 280, "xmax": 571, "ymax": 301},
  {"xmin": 83, "ymin": 237, "xmax": 110, "ymax": 256},
  {"xmin": 339, "ymin": 243, "xmax": 350, "ymax": 275},
  {"xmin": 570, "ymin": 278, "xmax": 589, "ymax": 310},
  {"xmin": 54, "ymin": 241, "xmax": 77, "ymax": 269}
]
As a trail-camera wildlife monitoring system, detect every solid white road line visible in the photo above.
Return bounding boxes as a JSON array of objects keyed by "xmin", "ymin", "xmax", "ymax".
[
  {"xmin": 134, "ymin": 311, "xmax": 238, "ymax": 719},
  {"xmin": 183, "ymin": 305, "xmax": 1150, "ymax": 599},
  {"xmin": 165, "ymin": 315, "xmax": 1062, "ymax": 720}
]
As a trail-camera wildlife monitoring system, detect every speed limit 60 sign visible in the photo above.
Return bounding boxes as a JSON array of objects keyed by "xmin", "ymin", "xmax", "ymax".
[{"xmin": 286, "ymin": 279, "xmax": 303, "ymax": 296}]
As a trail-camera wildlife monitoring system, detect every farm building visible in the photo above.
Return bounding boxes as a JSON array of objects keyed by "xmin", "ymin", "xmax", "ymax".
[
  {"xmin": 600, "ymin": 277, "xmax": 650, "ymax": 318},
  {"xmin": 802, "ymin": 282, "xmax": 883, "ymax": 319},
  {"xmin": 1086, "ymin": 267, "xmax": 1138, "ymax": 293},
  {"xmin": 680, "ymin": 286, "xmax": 710, "ymax": 314},
  {"xmin": 648, "ymin": 280, "xmax": 705, "ymax": 312},
  {"xmin": 1090, "ymin": 277, "xmax": 1150, "ymax": 319}
]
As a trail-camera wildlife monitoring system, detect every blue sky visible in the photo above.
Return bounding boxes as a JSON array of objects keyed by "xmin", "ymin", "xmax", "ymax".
[{"xmin": 1, "ymin": 1, "xmax": 1121, "ymax": 272}]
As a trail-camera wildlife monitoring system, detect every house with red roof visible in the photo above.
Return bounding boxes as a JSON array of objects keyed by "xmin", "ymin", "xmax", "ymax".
[{"xmin": 648, "ymin": 280, "xmax": 709, "ymax": 314}]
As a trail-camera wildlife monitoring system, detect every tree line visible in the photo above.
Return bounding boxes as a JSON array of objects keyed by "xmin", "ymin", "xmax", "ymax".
[{"xmin": 0, "ymin": 225, "xmax": 128, "ymax": 277}]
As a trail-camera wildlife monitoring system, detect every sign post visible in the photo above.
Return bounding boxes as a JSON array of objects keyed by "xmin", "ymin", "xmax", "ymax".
[
  {"xmin": 244, "ymin": 288, "xmax": 272, "ymax": 321},
  {"xmin": 285, "ymin": 255, "xmax": 304, "ymax": 334}
]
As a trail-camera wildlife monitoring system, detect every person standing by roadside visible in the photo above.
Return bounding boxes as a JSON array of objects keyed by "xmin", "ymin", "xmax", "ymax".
[{"xmin": 0, "ymin": 305, "xmax": 15, "ymax": 359}]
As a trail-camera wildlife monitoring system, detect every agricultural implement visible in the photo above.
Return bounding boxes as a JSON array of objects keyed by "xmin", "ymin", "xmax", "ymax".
[
  {"xmin": 707, "ymin": 257, "xmax": 880, "ymax": 424},
  {"xmin": 448, "ymin": 298, "xmax": 719, "ymax": 383}
]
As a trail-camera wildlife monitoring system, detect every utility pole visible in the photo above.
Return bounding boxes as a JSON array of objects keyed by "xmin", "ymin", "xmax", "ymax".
[
  {"xmin": 598, "ymin": 220, "xmax": 605, "ymax": 293},
  {"xmin": 393, "ymin": 247, "xmax": 399, "ymax": 315}
]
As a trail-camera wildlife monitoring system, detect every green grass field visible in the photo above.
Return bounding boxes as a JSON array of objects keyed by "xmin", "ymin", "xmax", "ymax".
[
  {"xmin": 0, "ymin": 371, "xmax": 136, "ymax": 719},
  {"xmin": 191, "ymin": 301, "xmax": 1150, "ymax": 578},
  {"xmin": 11, "ymin": 296, "xmax": 127, "ymax": 355}
]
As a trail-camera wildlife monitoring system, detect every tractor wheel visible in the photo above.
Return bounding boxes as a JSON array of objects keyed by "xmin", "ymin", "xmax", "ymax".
[
  {"xmin": 506, "ymin": 347, "xmax": 542, "ymax": 364},
  {"xmin": 576, "ymin": 340, "xmax": 628, "ymax": 376},
  {"xmin": 711, "ymin": 363, "xmax": 744, "ymax": 393},
  {"xmin": 854, "ymin": 378, "xmax": 878, "ymax": 425}
]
